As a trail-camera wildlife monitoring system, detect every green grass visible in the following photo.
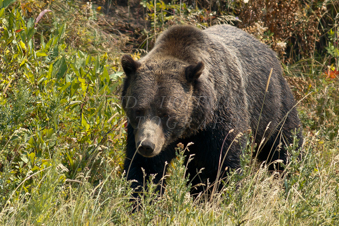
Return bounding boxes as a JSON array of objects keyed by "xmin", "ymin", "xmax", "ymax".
[{"xmin": 0, "ymin": 0, "xmax": 339, "ymax": 225}]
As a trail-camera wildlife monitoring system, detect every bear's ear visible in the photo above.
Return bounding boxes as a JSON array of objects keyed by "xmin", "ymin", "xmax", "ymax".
[
  {"xmin": 121, "ymin": 55, "xmax": 141, "ymax": 77},
  {"xmin": 185, "ymin": 62, "xmax": 204, "ymax": 82}
]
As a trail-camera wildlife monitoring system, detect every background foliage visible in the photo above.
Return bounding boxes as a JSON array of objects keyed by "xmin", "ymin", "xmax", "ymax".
[{"xmin": 0, "ymin": 0, "xmax": 339, "ymax": 225}]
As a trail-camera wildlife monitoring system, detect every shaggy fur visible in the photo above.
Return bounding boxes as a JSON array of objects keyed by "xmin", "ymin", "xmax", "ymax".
[{"xmin": 121, "ymin": 25, "xmax": 303, "ymax": 196}]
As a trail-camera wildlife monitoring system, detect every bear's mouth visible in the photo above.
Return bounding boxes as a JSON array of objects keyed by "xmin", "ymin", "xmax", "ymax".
[{"xmin": 134, "ymin": 119, "xmax": 165, "ymax": 158}]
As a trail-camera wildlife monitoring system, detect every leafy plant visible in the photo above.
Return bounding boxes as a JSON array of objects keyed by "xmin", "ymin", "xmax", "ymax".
[{"xmin": 0, "ymin": 0, "xmax": 126, "ymax": 210}]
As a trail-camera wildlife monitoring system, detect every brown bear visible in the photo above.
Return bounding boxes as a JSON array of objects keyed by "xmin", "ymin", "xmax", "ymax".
[{"xmin": 121, "ymin": 25, "xmax": 303, "ymax": 196}]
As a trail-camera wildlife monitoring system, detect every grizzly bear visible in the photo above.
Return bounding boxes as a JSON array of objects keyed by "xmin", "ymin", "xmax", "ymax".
[{"xmin": 121, "ymin": 25, "xmax": 303, "ymax": 196}]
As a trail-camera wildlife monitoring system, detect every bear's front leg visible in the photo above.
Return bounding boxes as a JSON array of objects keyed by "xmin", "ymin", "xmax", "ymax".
[{"xmin": 124, "ymin": 124, "xmax": 176, "ymax": 198}]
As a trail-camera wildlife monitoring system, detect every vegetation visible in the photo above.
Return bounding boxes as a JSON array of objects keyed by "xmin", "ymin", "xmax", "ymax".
[{"xmin": 0, "ymin": 0, "xmax": 338, "ymax": 225}]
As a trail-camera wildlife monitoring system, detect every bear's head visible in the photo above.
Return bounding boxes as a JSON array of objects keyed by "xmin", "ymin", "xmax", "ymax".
[{"xmin": 121, "ymin": 55, "xmax": 208, "ymax": 158}]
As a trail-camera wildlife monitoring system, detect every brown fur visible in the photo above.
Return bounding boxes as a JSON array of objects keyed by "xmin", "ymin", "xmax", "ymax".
[{"xmin": 121, "ymin": 25, "xmax": 303, "ymax": 196}]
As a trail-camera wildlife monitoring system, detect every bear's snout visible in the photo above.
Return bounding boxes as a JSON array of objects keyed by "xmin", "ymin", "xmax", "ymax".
[{"xmin": 135, "ymin": 119, "xmax": 165, "ymax": 158}]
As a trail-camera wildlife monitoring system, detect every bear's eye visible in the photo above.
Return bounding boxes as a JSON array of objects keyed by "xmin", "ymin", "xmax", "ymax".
[
  {"xmin": 135, "ymin": 109, "xmax": 143, "ymax": 117},
  {"xmin": 158, "ymin": 112, "xmax": 169, "ymax": 118}
]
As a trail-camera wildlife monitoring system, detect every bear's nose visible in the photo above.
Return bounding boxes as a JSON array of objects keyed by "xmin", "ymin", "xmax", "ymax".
[{"xmin": 137, "ymin": 140, "xmax": 155, "ymax": 157}]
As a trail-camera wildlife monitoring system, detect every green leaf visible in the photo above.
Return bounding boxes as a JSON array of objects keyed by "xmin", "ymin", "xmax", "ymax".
[
  {"xmin": 0, "ymin": 8, "xmax": 5, "ymax": 18},
  {"xmin": 28, "ymin": 39, "xmax": 33, "ymax": 52},
  {"xmin": 81, "ymin": 114, "xmax": 90, "ymax": 132},
  {"xmin": 19, "ymin": 40, "xmax": 26, "ymax": 51},
  {"xmin": 20, "ymin": 57, "xmax": 27, "ymax": 67},
  {"xmin": 36, "ymin": 51, "xmax": 48, "ymax": 57},
  {"xmin": 45, "ymin": 39, "xmax": 53, "ymax": 51},
  {"xmin": 58, "ymin": 24, "xmax": 65, "ymax": 40},
  {"xmin": 27, "ymin": 18, "xmax": 34, "ymax": 29},
  {"xmin": 66, "ymin": 152, "xmax": 74, "ymax": 167},
  {"xmin": 65, "ymin": 73, "xmax": 72, "ymax": 83},
  {"xmin": 55, "ymin": 57, "xmax": 67, "ymax": 79},
  {"xmin": 27, "ymin": 27, "xmax": 35, "ymax": 40},
  {"xmin": 109, "ymin": 72, "xmax": 123, "ymax": 81},
  {"xmin": 59, "ymin": 82, "xmax": 71, "ymax": 93},
  {"xmin": 102, "ymin": 67, "xmax": 109, "ymax": 82},
  {"xmin": 40, "ymin": 32, "xmax": 45, "ymax": 49},
  {"xmin": 27, "ymin": 152, "xmax": 35, "ymax": 163},
  {"xmin": 70, "ymin": 80, "xmax": 79, "ymax": 96},
  {"xmin": 0, "ymin": 0, "xmax": 17, "ymax": 9},
  {"xmin": 94, "ymin": 55, "xmax": 100, "ymax": 74},
  {"xmin": 69, "ymin": 63, "xmax": 80, "ymax": 77},
  {"xmin": 47, "ymin": 63, "xmax": 53, "ymax": 79},
  {"xmin": 78, "ymin": 76, "xmax": 87, "ymax": 93},
  {"xmin": 31, "ymin": 165, "xmax": 40, "ymax": 172},
  {"xmin": 21, "ymin": 155, "xmax": 29, "ymax": 164},
  {"xmin": 24, "ymin": 72, "xmax": 34, "ymax": 84}
]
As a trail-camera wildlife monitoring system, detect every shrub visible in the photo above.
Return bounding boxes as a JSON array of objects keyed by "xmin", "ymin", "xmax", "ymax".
[{"xmin": 0, "ymin": 0, "xmax": 126, "ymax": 209}]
